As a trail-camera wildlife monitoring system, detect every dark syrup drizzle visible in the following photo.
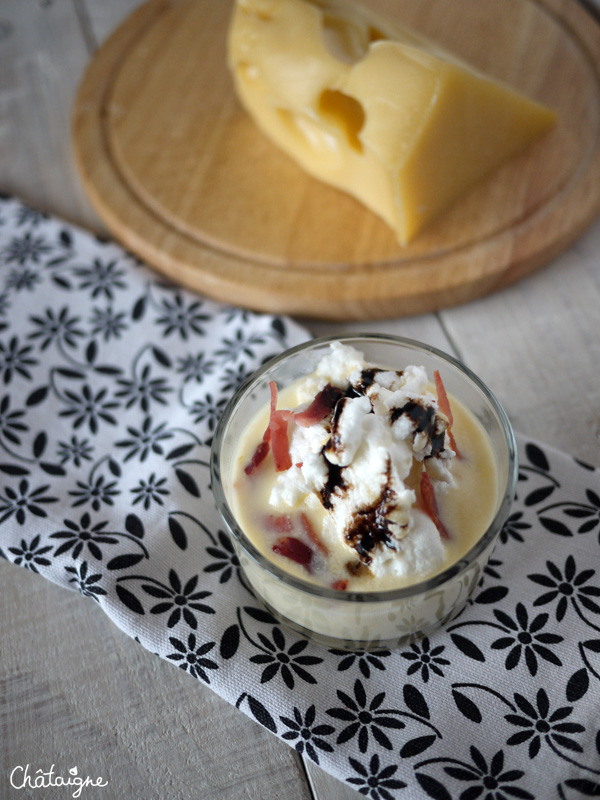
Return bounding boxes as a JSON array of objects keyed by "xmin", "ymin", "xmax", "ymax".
[
  {"xmin": 391, "ymin": 400, "xmax": 446, "ymax": 457},
  {"xmin": 315, "ymin": 369, "xmax": 448, "ymax": 567}
]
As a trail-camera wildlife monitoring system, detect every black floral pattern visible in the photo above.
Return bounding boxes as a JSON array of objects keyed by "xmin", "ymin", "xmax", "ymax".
[
  {"xmin": 490, "ymin": 603, "xmax": 563, "ymax": 676},
  {"xmin": 249, "ymin": 625, "xmax": 322, "ymax": 689},
  {"xmin": 1, "ymin": 197, "xmax": 599, "ymax": 799},
  {"xmin": 346, "ymin": 754, "xmax": 406, "ymax": 799},
  {"xmin": 416, "ymin": 746, "xmax": 534, "ymax": 800},
  {"xmin": 130, "ymin": 473, "xmax": 169, "ymax": 509},
  {"xmin": 8, "ymin": 534, "xmax": 52, "ymax": 573},
  {"xmin": 59, "ymin": 383, "xmax": 119, "ymax": 433},
  {"xmin": 3, "ymin": 231, "xmax": 52, "ymax": 265},
  {"xmin": 64, "ymin": 560, "xmax": 107, "ymax": 601},
  {"xmin": 0, "ymin": 479, "xmax": 57, "ymax": 524},
  {"xmin": 5, "ymin": 266, "xmax": 41, "ymax": 292},
  {"xmin": 326, "ymin": 680, "xmax": 406, "ymax": 752},
  {"xmin": 529, "ymin": 555, "xmax": 600, "ymax": 623},
  {"xmin": 505, "ymin": 688, "xmax": 586, "ymax": 759},
  {"xmin": 89, "ymin": 305, "xmax": 128, "ymax": 342},
  {"xmin": 188, "ymin": 393, "xmax": 227, "ymax": 433},
  {"xmin": 73, "ymin": 258, "xmax": 126, "ymax": 299},
  {"xmin": 176, "ymin": 352, "xmax": 215, "ymax": 384},
  {"xmin": 330, "ymin": 647, "xmax": 393, "ymax": 679},
  {"xmin": 69, "ymin": 473, "xmax": 120, "ymax": 511},
  {"xmin": 28, "ymin": 305, "xmax": 84, "ymax": 351},
  {"xmin": 166, "ymin": 633, "xmax": 219, "ymax": 683},
  {"xmin": 0, "ymin": 393, "xmax": 27, "ymax": 444},
  {"xmin": 499, "ymin": 510, "xmax": 531, "ymax": 544},
  {"xmin": 50, "ymin": 513, "xmax": 117, "ymax": 560},
  {"xmin": 280, "ymin": 704, "xmax": 335, "ymax": 764},
  {"xmin": 115, "ymin": 416, "xmax": 173, "ymax": 462},
  {"xmin": 0, "ymin": 335, "xmax": 37, "ymax": 384},
  {"xmin": 119, "ymin": 569, "xmax": 215, "ymax": 629},
  {"xmin": 203, "ymin": 529, "xmax": 240, "ymax": 583},
  {"xmin": 56, "ymin": 435, "xmax": 94, "ymax": 467},
  {"xmin": 154, "ymin": 294, "xmax": 210, "ymax": 340},
  {"xmin": 115, "ymin": 365, "xmax": 172, "ymax": 413},
  {"xmin": 400, "ymin": 637, "xmax": 450, "ymax": 682}
]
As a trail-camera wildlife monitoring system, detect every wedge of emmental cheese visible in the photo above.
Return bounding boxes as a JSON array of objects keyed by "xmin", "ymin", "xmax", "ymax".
[{"xmin": 227, "ymin": 0, "xmax": 556, "ymax": 245}]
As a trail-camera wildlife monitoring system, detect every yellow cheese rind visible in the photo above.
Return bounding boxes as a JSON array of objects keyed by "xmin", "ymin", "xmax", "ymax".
[{"xmin": 228, "ymin": 0, "xmax": 556, "ymax": 245}]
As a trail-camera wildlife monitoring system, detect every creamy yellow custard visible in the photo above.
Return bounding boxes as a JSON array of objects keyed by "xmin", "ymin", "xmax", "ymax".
[{"xmin": 229, "ymin": 343, "xmax": 498, "ymax": 592}]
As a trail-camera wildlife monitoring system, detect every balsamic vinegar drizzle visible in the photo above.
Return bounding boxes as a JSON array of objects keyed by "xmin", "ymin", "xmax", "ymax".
[{"xmin": 315, "ymin": 369, "xmax": 450, "ymax": 568}]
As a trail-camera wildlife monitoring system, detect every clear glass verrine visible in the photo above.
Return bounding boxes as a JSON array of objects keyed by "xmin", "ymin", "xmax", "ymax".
[{"xmin": 210, "ymin": 334, "xmax": 518, "ymax": 651}]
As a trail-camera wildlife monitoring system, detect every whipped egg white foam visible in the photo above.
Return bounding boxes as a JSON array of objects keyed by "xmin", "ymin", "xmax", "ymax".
[{"xmin": 268, "ymin": 342, "xmax": 456, "ymax": 581}]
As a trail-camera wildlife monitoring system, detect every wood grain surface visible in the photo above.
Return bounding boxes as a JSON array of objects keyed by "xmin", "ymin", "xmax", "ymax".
[
  {"xmin": 1, "ymin": 0, "xmax": 600, "ymax": 798},
  {"xmin": 71, "ymin": 0, "xmax": 600, "ymax": 319},
  {"xmin": 0, "ymin": 562, "xmax": 314, "ymax": 800}
]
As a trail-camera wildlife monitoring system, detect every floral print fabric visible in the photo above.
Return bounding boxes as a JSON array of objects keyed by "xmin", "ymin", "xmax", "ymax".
[{"xmin": 1, "ymin": 195, "xmax": 599, "ymax": 798}]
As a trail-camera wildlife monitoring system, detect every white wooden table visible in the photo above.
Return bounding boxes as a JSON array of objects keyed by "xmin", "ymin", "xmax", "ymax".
[{"xmin": 1, "ymin": 1, "xmax": 599, "ymax": 798}]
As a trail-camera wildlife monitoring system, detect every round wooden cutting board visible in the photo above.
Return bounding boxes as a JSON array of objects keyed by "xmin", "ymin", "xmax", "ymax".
[{"xmin": 71, "ymin": 0, "xmax": 600, "ymax": 320}]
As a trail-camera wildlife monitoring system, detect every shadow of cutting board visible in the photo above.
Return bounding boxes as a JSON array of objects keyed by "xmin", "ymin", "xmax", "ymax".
[{"xmin": 72, "ymin": 0, "xmax": 600, "ymax": 320}]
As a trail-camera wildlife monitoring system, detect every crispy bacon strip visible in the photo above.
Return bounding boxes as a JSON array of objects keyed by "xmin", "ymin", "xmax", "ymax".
[
  {"xmin": 293, "ymin": 383, "xmax": 342, "ymax": 427},
  {"xmin": 244, "ymin": 382, "xmax": 293, "ymax": 474},
  {"xmin": 433, "ymin": 370, "xmax": 459, "ymax": 456},
  {"xmin": 300, "ymin": 512, "xmax": 329, "ymax": 556},
  {"xmin": 331, "ymin": 579, "xmax": 348, "ymax": 591},
  {"xmin": 268, "ymin": 379, "xmax": 278, "ymax": 420},
  {"xmin": 272, "ymin": 536, "xmax": 313, "ymax": 570},
  {"xmin": 244, "ymin": 439, "xmax": 270, "ymax": 475},
  {"xmin": 420, "ymin": 471, "xmax": 450, "ymax": 539},
  {"xmin": 264, "ymin": 514, "xmax": 294, "ymax": 533},
  {"xmin": 244, "ymin": 418, "xmax": 271, "ymax": 475},
  {"xmin": 269, "ymin": 381, "xmax": 292, "ymax": 472}
]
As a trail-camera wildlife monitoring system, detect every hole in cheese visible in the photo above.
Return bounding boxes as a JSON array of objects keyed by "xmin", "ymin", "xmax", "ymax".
[
  {"xmin": 322, "ymin": 13, "xmax": 370, "ymax": 64},
  {"xmin": 368, "ymin": 26, "xmax": 387, "ymax": 44},
  {"xmin": 320, "ymin": 15, "xmax": 389, "ymax": 64},
  {"xmin": 317, "ymin": 89, "xmax": 365, "ymax": 153},
  {"xmin": 276, "ymin": 107, "xmax": 340, "ymax": 154}
]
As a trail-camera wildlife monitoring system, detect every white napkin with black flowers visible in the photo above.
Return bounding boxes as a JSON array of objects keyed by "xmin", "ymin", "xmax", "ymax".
[{"xmin": 1, "ymin": 194, "xmax": 599, "ymax": 799}]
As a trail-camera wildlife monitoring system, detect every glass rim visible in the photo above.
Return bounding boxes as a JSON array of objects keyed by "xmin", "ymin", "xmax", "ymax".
[{"xmin": 210, "ymin": 333, "xmax": 518, "ymax": 603}]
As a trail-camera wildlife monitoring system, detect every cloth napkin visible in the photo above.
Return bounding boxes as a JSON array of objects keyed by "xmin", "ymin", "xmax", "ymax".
[{"xmin": 1, "ymin": 194, "xmax": 599, "ymax": 799}]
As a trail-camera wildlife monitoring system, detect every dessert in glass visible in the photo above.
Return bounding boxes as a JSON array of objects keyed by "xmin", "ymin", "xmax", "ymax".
[{"xmin": 211, "ymin": 335, "xmax": 517, "ymax": 651}]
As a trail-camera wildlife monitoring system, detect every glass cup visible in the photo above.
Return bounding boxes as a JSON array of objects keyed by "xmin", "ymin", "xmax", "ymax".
[{"xmin": 211, "ymin": 334, "xmax": 517, "ymax": 651}]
